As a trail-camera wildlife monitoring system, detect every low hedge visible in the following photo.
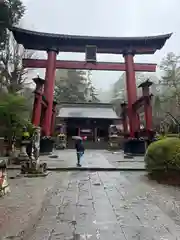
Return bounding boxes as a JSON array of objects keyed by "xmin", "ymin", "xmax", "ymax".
[
  {"xmin": 166, "ymin": 133, "xmax": 179, "ymax": 138},
  {"xmin": 145, "ymin": 137, "xmax": 180, "ymax": 175}
]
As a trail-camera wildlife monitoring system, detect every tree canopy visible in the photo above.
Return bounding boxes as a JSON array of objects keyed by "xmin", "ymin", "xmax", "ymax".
[
  {"xmin": 0, "ymin": 0, "xmax": 25, "ymax": 49},
  {"xmin": 151, "ymin": 52, "xmax": 180, "ymax": 129},
  {"xmin": 54, "ymin": 69, "xmax": 99, "ymax": 103},
  {"xmin": 0, "ymin": 92, "xmax": 31, "ymax": 138},
  {"xmin": 0, "ymin": 0, "xmax": 34, "ymax": 140},
  {"xmin": 0, "ymin": 0, "xmax": 25, "ymax": 27},
  {"xmin": 0, "ymin": 0, "xmax": 35, "ymax": 94}
]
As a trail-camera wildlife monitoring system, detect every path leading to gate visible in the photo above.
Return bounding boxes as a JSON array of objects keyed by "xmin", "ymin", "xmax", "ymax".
[
  {"xmin": 40, "ymin": 150, "xmax": 145, "ymax": 170},
  {"xmin": 30, "ymin": 171, "xmax": 180, "ymax": 239},
  {"xmin": 2, "ymin": 150, "xmax": 180, "ymax": 239}
]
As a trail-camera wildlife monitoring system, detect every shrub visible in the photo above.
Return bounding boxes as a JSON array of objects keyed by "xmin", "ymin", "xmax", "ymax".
[
  {"xmin": 0, "ymin": 93, "xmax": 30, "ymax": 138},
  {"xmin": 145, "ymin": 137, "xmax": 180, "ymax": 174},
  {"xmin": 167, "ymin": 133, "xmax": 179, "ymax": 138}
]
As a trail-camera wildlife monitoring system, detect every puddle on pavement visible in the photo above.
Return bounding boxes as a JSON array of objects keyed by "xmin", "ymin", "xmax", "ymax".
[{"xmin": 93, "ymin": 183, "xmax": 101, "ymax": 186}]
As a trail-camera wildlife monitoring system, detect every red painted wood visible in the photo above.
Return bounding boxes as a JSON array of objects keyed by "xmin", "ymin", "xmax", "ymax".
[
  {"xmin": 23, "ymin": 59, "xmax": 156, "ymax": 72},
  {"xmin": 32, "ymin": 86, "xmax": 44, "ymax": 127},
  {"xmin": 133, "ymin": 95, "xmax": 153, "ymax": 109},
  {"xmin": 51, "ymin": 111, "xmax": 56, "ymax": 135},
  {"xmin": 42, "ymin": 51, "xmax": 57, "ymax": 136},
  {"xmin": 124, "ymin": 54, "xmax": 139, "ymax": 137}
]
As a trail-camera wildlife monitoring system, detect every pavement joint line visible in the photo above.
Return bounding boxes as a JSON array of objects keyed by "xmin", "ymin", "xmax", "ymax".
[
  {"xmin": 45, "ymin": 168, "xmax": 146, "ymax": 172},
  {"xmin": 7, "ymin": 167, "xmax": 146, "ymax": 172}
]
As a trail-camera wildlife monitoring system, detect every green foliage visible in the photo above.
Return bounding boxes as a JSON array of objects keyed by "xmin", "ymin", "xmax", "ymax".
[
  {"xmin": 0, "ymin": 35, "xmax": 35, "ymax": 93},
  {"xmin": 5, "ymin": 0, "xmax": 25, "ymax": 26},
  {"xmin": 54, "ymin": 69, "xmax": 99, "ymax": 103},
  {"xmin": 145, "ymin": 138, "xmax": 180, "ymax": 173},
  {"xmin": 166, "ymin": 134, "xmax": 179, "ymax": 138},
  {"xmin": 0, "ymin": 0, "xmax": 29, "ymax": 94},
  {"xmin": 0, "ymin": 0, "xmax": 25, "ymax": 27},
  {"xmin": 0, "ymin": 0, "xmax": 25, "ymax": 49},
  {"xmin": 160, "ymin": 52, "xmax": 180, "ymax": 107},
  {"xmin": 54, "ymin": 69, "xmax": 86, "ymax": 103},
  {"xmin": 0, "ymin": 2, "xmax": 9, "ymax": 48},
  {"xmin": 151, "ymin": 52, "xmax": 180, "ymax": 128},
  {"xmin": 0, "ymin": 93, "xmax": 30, "ymax": 138},
  {"xmin": 160, "ymin": 52, "xmax": 180, "ymax": 87},
  {"xmin": 86, "ymin": 70, "xmax": 99, "ymax": 103},
  {"xmin": 26, "ymin": 121, "xmax": 35, "ymax": 136}
]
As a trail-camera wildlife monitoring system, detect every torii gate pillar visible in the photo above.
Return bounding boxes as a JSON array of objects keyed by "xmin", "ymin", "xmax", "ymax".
[
  {"xmin": 42, "ymin": 49, "xmax": 58, "ymax": 136},
  {"xmin": 121, "ymin": 102, "xmax": 128, "ymax": 133},
  {"xmin": 32, "ymin": 77, "xmax": 44, "ymax": 127},
  {"xmin": 51, "ymin": 101, "xmax": 57, "ymax": 135},
  {"xmin": 124, "ymin": 51, "xmax": 140, "ymax": 137}
]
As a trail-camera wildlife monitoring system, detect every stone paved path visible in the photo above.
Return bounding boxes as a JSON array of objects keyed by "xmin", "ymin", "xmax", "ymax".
[
  {"xmin": 30, "ymin": 171, "xmax": 180, "ymax": 239},
  {"xmin": 41, "ymin": 150, "xmax": 145, "ymax": 169},
  {"xmin": 0, "ymin": 170, "xmax": 68, "ymax": 239},
  {"xmin": 3, "ymin": 151, "xmax": 180, "ymax": 239}
]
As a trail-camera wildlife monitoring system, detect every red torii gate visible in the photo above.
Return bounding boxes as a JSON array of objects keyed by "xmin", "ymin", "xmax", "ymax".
[
  {"xmin": 10, "ymin": 27, "xmax": 171, "ymax": 138},
  {"xmin": 24, "ymin": 59, "xmax": 156, "ymax": 137}
]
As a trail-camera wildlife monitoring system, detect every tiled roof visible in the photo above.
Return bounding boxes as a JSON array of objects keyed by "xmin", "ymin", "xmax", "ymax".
[{"xmin": 57, "ymin": 104, "xmax": 119, "ymax": 119}]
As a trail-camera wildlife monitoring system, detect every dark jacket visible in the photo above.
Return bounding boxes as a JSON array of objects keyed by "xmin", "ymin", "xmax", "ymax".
[{"xmin": 75, "ymin": 140, "xmax": 84, "ymax": 152}]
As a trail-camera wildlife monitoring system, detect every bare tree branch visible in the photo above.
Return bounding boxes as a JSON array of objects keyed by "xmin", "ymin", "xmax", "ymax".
[{"xmin": 0, "ymin": 32, "xmax": 35, "ymax": 93}]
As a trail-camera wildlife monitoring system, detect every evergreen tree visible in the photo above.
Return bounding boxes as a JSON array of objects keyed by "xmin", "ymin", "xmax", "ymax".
[
  {"xmin": 86, "ymin": 70, "xmax": 100, "ymax": 103},
  {"xmin": 160, "ymin": 52, "xmax": 180, "ymax": 118},
  {"xmin": 0, "ymin": 0, "xmax": 25, "ymax": 48},
  {"xmin": 54, "ymin": 69, "xmax": 88, "ymax": 103},
  {"xmin": 0, "ymin": 0, "xmax": 35, "ymax": 94},
  {"xmin": 54, "ymin": 69, "xmax": 99, "ymax": 103},
  {"xmin": 0, "ymin": 92, "xmax": 30, "ymax": 141}
]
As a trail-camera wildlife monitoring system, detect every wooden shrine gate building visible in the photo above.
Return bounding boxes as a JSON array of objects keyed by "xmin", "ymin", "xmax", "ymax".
[
  {"xmin": 10, "ymin": 27, "xmax": 172, "ymax": 151},
  {"xmin": 56, "ymin": 102, "xmax": 120, "ymax": 149}
]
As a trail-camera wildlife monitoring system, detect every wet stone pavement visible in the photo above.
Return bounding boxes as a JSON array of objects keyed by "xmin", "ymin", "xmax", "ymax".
[
  {"xmin": 3, "ymin": 150, "xmax": 180, "ymax": 239},
  {"xmin": 0, "ymin": 170, "xmax": 68, "ymax": 239},
  {"xmin": 30, "ymin": 170, "xmax": 180, "ymax": 240},
  {"xmin": 41, "ymin": 150, "xmax": 145, "ymax": 170}
]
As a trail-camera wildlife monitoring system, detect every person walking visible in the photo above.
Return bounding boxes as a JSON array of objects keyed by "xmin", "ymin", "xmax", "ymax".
[{"xmin": 75, "ymin": 139, "xmax": 85, "ymax": 167}]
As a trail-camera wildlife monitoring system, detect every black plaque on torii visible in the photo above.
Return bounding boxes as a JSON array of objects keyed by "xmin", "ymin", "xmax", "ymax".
[{"xmin": 85, "ymin": 45, "xmax": 97, "ymax": 63}]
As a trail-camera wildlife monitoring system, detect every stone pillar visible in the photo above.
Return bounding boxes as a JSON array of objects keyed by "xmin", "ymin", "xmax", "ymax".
[
  {"xmin": 0, "ymin": 159, "xmax": 9, "ymax": 196},
  {"xmin": 32, "ymin": 77, "xmax": 44, "ymax": 126},
  {"xmin": 51, "ymin": 101, "xmax": 57, "ymax": 135},
  {"xmin": 121, "ymin": 102, "xmax": 128, "ymax": 133},
  {"xmin": 42, "ymin": 49, "xmax": 58, "ymax": 136},
  {"xmin": 33, "ymin": 126, "xmax": 41, "ymax": 167},
  {"xmin": 123, "ymin": 51, "xmax": 139, "ymax": 137},
  {"xmin": 141, "ymin": 80, "xmax": 153, "ymax": 130}
]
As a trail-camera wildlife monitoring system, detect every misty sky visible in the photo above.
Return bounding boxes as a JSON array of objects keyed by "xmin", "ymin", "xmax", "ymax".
[{"xmin": 21, "ymin": 0, "xmax": 180, "ymax": 90}]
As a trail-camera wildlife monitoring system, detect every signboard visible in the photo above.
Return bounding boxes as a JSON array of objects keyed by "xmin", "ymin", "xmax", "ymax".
[{"xmin": 85, "ymin": 45, "xmax": 97, "ymax": 63}]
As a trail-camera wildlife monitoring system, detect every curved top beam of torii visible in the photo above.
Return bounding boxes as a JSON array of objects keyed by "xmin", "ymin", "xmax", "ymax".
[{"xmin": 9, "ymin": 27, "xmax": 172, "ymax": 55}]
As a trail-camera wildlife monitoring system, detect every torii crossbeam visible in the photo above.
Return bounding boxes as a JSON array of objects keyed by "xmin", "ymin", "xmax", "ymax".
[{"xmin": 23, "ymin": 59, "xmax": 156, "ymax": 72}]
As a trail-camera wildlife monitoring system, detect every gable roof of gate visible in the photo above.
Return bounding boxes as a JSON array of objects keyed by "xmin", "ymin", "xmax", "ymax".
[{"xmin": 9, "ymin": 27, "xmax": 172, "ymax": 54}]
